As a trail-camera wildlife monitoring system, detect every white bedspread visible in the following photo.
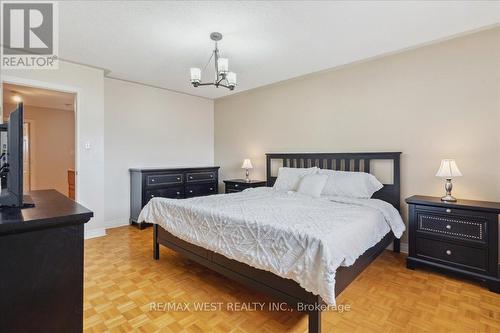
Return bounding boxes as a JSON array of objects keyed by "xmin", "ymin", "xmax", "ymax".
[{"xmin": 138, "ymin": 187, "xmax": 405, "ymax": 305}]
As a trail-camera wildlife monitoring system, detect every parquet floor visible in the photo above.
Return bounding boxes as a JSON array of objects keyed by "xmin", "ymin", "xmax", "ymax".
[{"xmin": 84, "ymin": 226, "xmax": 500, "ymax": 333}]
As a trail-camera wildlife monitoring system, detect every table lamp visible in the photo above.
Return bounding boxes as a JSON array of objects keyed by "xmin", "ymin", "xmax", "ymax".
[
  {"xmin": 435, "ymin": 159, "xmax": 462, "ymax": 202},
  {"xmin": 241, "ymin": 159, "xmax": 253, "ymax": 183}
]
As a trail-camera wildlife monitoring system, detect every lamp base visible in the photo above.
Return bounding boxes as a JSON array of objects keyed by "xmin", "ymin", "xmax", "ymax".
[
  {"xmin": 441, "ymin": 194, "xmax": 457, "ymax": 202},
  {"xmin": 441, "ymin": 178, "xmax": 457, "ymax": 202}
]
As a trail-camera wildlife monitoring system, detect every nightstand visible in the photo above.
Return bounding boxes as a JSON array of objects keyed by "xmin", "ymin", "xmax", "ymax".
[
  {"xmin": 223, "ymin": 179, "xmax": 267, "ymax": 193},
  {"xmin": 406, "ymin": 195, "xmax": 500, "ymax": 293}
]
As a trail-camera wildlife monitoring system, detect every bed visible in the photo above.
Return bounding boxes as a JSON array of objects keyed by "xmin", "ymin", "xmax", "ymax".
[{"xmin": 140, "ymin": 152, "xmax": 403, "ymax": 333}]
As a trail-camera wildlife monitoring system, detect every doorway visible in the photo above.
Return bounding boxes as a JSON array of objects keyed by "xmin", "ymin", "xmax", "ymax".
[{"xmin": 2, "ymin": 83, "xmax": 76, "ymax": 199}]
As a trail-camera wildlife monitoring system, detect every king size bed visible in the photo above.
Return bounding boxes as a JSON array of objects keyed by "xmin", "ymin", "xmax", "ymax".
[{"xmin": 139, "ymin": 152, "xmax": 404, "ymax": 333}]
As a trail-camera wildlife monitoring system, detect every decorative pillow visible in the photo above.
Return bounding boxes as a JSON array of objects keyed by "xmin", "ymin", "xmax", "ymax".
[
  {"xmin": 296, "ymin": 174, "xmax": 329, "ymax": 198},
  {"xmin": 318, "ymin": 169, "xmax": 383, "ymax": 199},
  {"xmin": 273, "ymin": 167, "xmax": 318, "ymax": 192}
]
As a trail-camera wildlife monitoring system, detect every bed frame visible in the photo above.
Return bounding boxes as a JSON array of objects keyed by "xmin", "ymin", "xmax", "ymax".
[{"xmin": 153, "ymin": 152, "xmax": 401, "ymax": 333}]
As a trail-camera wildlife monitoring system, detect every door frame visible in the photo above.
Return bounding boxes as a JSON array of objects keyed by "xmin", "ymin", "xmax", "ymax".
[
  {"xmin": 1, "ymin": 75, "xmax": 80, "ymax": 200},
  {"xmin": 23, "ymin": 119, "xmax": 34, "ymax": 192}
]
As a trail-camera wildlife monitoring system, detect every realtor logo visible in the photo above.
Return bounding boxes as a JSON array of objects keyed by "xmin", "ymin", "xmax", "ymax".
[{"xmin": 1, "ymin": 1, "xmax": 58, "ymax": 69}]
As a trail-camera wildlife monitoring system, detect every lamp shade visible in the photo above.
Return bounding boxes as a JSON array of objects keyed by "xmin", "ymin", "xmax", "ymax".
[
  {"xmin": 241, "ymin": 159, "xmax": 253, "ymax": 169},
  {"xmin": 217, "ymin": 58, "xmax": 229, "ymax": 74},
  {"xmin": 190, "ymin": 67, "xmax": 201, "ymax": 83},
  {"xmin": 436, "ymin": 159, "xmax": 462, "ymax": 178},
  {"xmin": 226, "ymin": 72, "xmax": 237, "ymax": 86}
]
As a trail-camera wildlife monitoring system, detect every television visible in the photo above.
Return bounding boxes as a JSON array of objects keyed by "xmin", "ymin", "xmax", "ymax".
[{"xmin": 0, "ymin": 103, "xmax": 34, "ymax": 208}]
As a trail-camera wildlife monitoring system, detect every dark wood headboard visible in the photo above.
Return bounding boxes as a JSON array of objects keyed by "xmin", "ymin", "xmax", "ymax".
[{"xmin": 266, "ymin": 152, "xmax": 401, "ymax": 210}]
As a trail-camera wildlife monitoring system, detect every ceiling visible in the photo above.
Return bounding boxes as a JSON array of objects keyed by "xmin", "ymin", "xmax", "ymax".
[
  {"xmin": 3, "ymin": 83, "xmax": 75, "ymax": 111},
  {"xmin": 58, "ymin": 1, "xmax": 500, "ymax": 99}
]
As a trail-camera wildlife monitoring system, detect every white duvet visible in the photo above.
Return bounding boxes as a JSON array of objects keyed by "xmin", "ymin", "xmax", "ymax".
[{"xmin": 138, "ymin": 187, "xmax": 405, "ymax": 305}]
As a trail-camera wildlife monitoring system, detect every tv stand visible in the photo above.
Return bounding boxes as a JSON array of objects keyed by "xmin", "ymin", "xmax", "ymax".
[{"xmin": 0, "ymin": 190, "xmax": 93, "ymax": 333}]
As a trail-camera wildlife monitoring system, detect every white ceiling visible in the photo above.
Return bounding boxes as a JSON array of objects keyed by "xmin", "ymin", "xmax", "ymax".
[
  {"xmin": 3, "ymin": 83, "xmax": 75, "ymax": 111},
  {"xmin": 58, "ymin": 1, "xmax": 500, "ymax": 99}
]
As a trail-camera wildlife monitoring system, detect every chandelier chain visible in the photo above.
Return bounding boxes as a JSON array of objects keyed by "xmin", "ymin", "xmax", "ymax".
[{"xmin": 202, "ymin": 51, "xmax": 214, "ymax": 73}]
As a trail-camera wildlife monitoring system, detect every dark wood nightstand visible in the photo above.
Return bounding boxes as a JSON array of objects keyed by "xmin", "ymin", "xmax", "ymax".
[
  {"xmin": 406, "ymin": 195, "xmax": 500, "ymax": 293},
  {"xmin": 223, "ymin": 179, "xmax": 267, "ymax": 193}
]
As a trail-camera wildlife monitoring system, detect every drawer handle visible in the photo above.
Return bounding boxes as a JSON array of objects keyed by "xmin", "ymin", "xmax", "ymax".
[
  {"xmin": 446, "ymin": 224, "xmax": 452, "ymax": 230},
  {"xmin": 176, "ymin": 192, "xmax": 180, "ymax": 195},
  {"xmin": 177, "ymin": 178, "xmax": 181, "ymax": 181},
  {"xmin": 151, "ymin": 179, "xmax": 155, "ymax": 182},
  {"xmin": 446, "ymin": 250, "xmax": 452, "ymax": 255},
  {"xmin": 210, "ymin": 188, "xmax": 213, "ymax": 191},
  {"xmin": 189, "ymin": 190, "xmax": 193, "ymax": 193},
  {"xmin": 445, "ymin": 208, "xmax": 451, "ymax": 213},
  {"xmin": 210, "ymin": 175, "xmax": 213, "ymax": 178},
  {"xmin": 235, "ymin": 184, "xmax": 239, "ymax": 187},
  {"xmin": 150, "ymin": 194, "xmax": 154, "ymax": 198},
  {"xmin": 189, "ymin": 176, "xmax": 193, "ymax": 179}
]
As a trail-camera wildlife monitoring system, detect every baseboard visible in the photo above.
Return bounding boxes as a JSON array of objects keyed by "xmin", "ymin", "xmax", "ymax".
[
  {"xmin": 105, "ymin": 217, "xmax": 130, "ymax": 229},
  {"xmin": 84, "ymin": 228, "xmax": 106, "ymax": 239},
  {"xmin": 83, "ymin": 219, "xmax": 130, "ymax": 240},
  {"xmin": 386, "ymin": 241, "xmax": 408, "ymax": 254}
]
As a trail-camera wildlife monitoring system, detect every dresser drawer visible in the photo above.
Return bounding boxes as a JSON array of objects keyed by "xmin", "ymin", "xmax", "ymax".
[
  {"xmin": 416, "ymin": 212, "xmax": 487, "ymax": 243},
  {"xmin": 415, "ymin": 237, "xmax": 487, "ymax": 271},
  {"xmin": 146, "ymin": 174, "xmax": 183, "ymax": 187},
  {"xmin": 186, "ymin": 171, "xmax": 216, "ymax": 183},
  {"xmin": 145, "ymin": 187, "xmax": 184, "ymax": 202},
  {"xmin": 186, "ymin": 183, "xmax": 217, "ymax": 197}
]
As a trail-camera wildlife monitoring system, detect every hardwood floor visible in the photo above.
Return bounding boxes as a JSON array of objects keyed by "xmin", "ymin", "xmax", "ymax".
[{"xmin": 84, "ymin": 226, "xmax": 500, "ymax": 333}]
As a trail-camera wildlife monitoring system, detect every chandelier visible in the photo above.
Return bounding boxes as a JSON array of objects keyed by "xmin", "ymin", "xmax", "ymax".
[{"xmin": 190, "ymin": 32, "xmax": 237, "ymax": 91}]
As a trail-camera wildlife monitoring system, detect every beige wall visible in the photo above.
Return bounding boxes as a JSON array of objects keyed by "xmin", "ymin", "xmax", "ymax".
[
  {"xmin": 3, "ymin": 103, "xmax": 75, "ymax": 196},
  {"xmin": 104, "ymin": 78, "xmax": 214, "ymax": 227},
  {"xmin": 215, "ymin": 27, "xmax": 500, "ymax": 242}
]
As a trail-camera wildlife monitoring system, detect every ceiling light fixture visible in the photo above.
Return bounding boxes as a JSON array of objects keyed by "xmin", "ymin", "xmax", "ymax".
[{"xmin": 190, "ymin": 32, "xmax": 237, "ymax": 91}]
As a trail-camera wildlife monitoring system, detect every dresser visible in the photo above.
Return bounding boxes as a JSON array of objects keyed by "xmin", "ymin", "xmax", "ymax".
[
  {"xmin": 223, "ymin": 179, "xmax": 267, "ymax": 193},
  {"xmin": 0, "ymin": 190, "xmax": 93, "ymax": 333},
  {"xmin": 406, "ymin": 195, "xmax": 500, "ymax": 293},
  {"xmin": 130, "ymin": 167, "xmax": 220, "ymax": 229}
]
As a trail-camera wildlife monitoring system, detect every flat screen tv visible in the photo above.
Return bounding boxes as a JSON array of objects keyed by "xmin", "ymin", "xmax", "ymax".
[{"xmin": 0, "ymin": 103, "xmax": 33, "ymax": 208}]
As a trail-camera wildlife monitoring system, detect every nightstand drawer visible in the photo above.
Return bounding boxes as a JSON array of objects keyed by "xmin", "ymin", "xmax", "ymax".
[
  {"xmin": 225, "ymin": 182, "xmax": 247, "ymax": 191},
  {"xmin": 416, "ymin": 212, "xmax": 487, "ymax": 242},
  {"xmin": 414, "ymin": 205, "xmax": 488, "ymax": 218},
  {"xmin": 146, "ymin": 174, "xmax": 183, "ymax": 187},
  {"xmin": 416, "ymin": 237, "xmax": 487, "ymax": 271},
  {"xmin": 186, "ymin": 172, "xmax": 216, "ymax": 182}
]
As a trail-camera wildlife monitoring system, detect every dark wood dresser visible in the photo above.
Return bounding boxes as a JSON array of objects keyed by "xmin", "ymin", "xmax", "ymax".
[
  {"xmin": 223, "ymin": 179, "xmax": 267, "ymax": 193},
  {"xmin": 0, "ymin": 190, "xmax": 93, "ymax": 333},
  {"xmin": 406, "ymin": 195, "xmax": 500, "ymax": 292},
  {"xmin": 130, "ymin": 167, "xmax": 220, "ymax": 229}
]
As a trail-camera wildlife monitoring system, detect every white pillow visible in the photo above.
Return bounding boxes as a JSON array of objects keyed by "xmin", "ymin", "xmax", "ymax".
[
  {"xmin": 318, "ymin": 169, "xmax": 383, "ymax": 199},
  {"xmin": 273, "ymin": 167, "xmax": 318, "ymax": 192},
  {"xmin": 296, "ymin": 174, "xmax": 328, "ymax": 198}
]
